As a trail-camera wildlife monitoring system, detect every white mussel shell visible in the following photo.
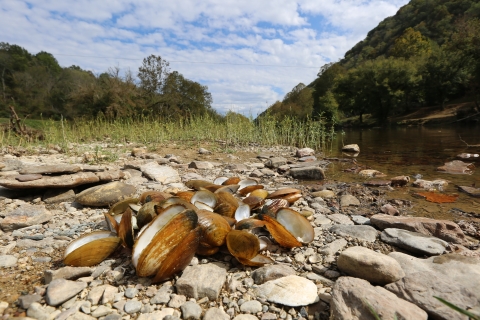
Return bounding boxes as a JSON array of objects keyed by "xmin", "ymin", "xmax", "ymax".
[{"xmin": 191, "ymin": 190, "xmax": 217, "ymax": 208}]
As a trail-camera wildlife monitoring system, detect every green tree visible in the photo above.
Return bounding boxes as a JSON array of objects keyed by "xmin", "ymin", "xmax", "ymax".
[
  {"xmin": 389, "ymin": 28, "xmax": 432, "ymax": 59},
  {"xmin": 138, "ymin": 54, "xmax": 170, "ymax": 94}
]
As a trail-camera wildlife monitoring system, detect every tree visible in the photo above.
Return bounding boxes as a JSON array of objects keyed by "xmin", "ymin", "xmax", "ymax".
[
  {"xmin": 389, "ymin": 28, "xmax": 432, "ymax": 59},
  {"xmin": 138, "ymin": 54, "xmax": 170, "ymax": 94}
]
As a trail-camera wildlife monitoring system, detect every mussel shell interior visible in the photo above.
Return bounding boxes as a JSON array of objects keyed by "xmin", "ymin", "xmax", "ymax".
[{"xmin": 64, "ymin": 231, "xmax": 120, "ymax": 267}]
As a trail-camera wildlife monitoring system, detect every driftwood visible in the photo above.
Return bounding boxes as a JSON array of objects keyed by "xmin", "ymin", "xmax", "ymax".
[
  {"xmin": 3, "ymin": 105, "xmax": 44, "ymax": 141},
  {"xmin": 459, "ymin": 135, "xmax": 480, "ymax": 147}
]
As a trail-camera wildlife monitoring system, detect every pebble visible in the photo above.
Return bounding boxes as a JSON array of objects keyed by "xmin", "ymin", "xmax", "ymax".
[
  {"xmin": 180, "ymin": 301, "xmax": 202, "ymax": 319},
  {"xmin": 239, "ymin": 300, "xmax": 262, "ymax": 313},
  {"xmin": 0, "ymin": 254, "xmax": 18, "ymax": 267},
  {"xmin": 124, "ymin": 300, "xmax": 142, "ymax": 314},
  {"xmin": 46, "ymin": 279, "xmax": 87, "ymax": 307}
]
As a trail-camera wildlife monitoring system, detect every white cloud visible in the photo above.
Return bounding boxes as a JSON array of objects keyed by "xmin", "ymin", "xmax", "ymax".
[{"xmin": 0, "ymin": 0, "xmax": 409, "ymax": 115}]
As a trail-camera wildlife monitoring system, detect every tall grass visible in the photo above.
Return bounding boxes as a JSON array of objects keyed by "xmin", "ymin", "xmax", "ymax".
[{"xmin": 1, "ymin": 114, "xmax": 336, "ymax": 152}]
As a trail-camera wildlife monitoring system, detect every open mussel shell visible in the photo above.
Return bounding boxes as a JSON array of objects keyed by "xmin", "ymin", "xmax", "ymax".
[
  {"xmin": 194, "ymin": 201, "xmax": 214, "ymax": 212},
  {"xmin": 238, "ymin": 179, "xmax": 258, "ymax": 191},
  {"xmin": 267, "ymin": 188, "xmax": 301, "ymax": 201},
  {"xmin": 242, "ymin": 195, "xmax": 265, "ymax": 210},
  {"xmin": 136, "ymin": 201, "xmax": 159, "ymax": 229},
  {"xmin": 235, "ymin": 218, "xmax": 265, "ymax": 231},
  {"xmin": 132, "ymin": 208, "xmax": 198, "ymax": 277},
  {"xmin": 261, "ymin": 199, "xmax": 289, "ymax": 217},
  {"xmin": 108, "ymin": 198, "xmax": 139, "ymax": 216},
  {"xmin": 197, "ymin": 210, "xmax": 231, "ymax": 247},
  {"xmin": 185, "ymin": 180, "xmax": 215, "ymax": 191},
  {"xmin": 104, "ymin": 213, "xmax": 118, "ymax": 232},
  {"xmin": 214, "ymin": 185, "xmax": 240, "ymax": 194},
  {"xmin": 152, "ymin": 227, "xmax": 201, "ymax": 283},
  {"xmin": 214, "ymin": 191, "xmax": 239, "ymax": 218},
  {"xmin": 222, "ymin": 177, "xmax": 240, "ymax": 185},
  {"xmin": 226, "ymin": 230, "xmax": 260, "ymax": 261},
  {"xmin": 191, "ymin": 190, "xmax": 217, "ymax": 208},
  {"xmin": 276, "ymin": 208, "xmax": 314, "ymax": 244},
  {"xmin": 64, "ymin": 231, "xmax": 121, "ymax": 267},
  {"xmin": 234, "ymin": 204, "xmax": 251, "ymax": 221},
  {"xmin": 261, "ymin": 215, "xmax": 302, "ymax": 248},
  {"xmin": 140, "ymin": 191, "xmax": 171, "ymax": 204},
  {"xmin": 213, "ymin": 177, "xmax": 228, "ymax": 185},
  {"xmin": 157, "ymin": 197, "xmax": 197, "ymax": 212},
  {"xmin": 118, "ymin": 208, "xmax": 135, "ymax": 248},
  {"xmin": 237, "ymin": 254, "xmax": 274, "ymax": 267},
  {"xmin": 237, "ymin": 185, "xmax": 265, "ymax": 197},
  {"xmin": 176, "ymin": 191, "xmax": 195, "ymax": 202}
]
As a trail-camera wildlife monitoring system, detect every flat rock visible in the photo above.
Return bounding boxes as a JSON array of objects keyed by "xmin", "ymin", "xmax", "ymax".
[
  {"xmin": 44, "ymin": 266, "xmax": 92, "ymax": 284},
  {"xmin": 0, "ymin": 172, "xmax": 99, "ymax": 189},
  {"xmin": 339, "ymin": 195, "xmax": 360, "ymax": 207},
  {"xmin": 296, "ymin": 148, "xmax": 315, "ymax": 158},
  {"xmin": 327, "ymin": 214, "xmax": 353, "ymax": 225},
  {"xmin": 140, "ymin": 162, "xmax": 180, "ymax": 184},
  {"xmin": 437, "ymin": 160, "xmax": 474, "ymax": 174},
  {"xmin": 188, "ymin": 161, "xmax": 214, "ymax": 170},
  {"xmin": 0, "ymin": 204, "xmax": 51, "ymax": 232},
  {"xmin": 75, "ymin": 181, "xmax": 136, "ymax": 206},
  {"xmin": 289, "ymin": 166, "xmax": 325, "ymax": 180},
  {"xmin": 337, "ymin": 246, "xmax": 405, "ymax": 285},
  {"xmin": 240, "ymin": 300, "xmax": 262, "ymax": 313},
  {"xmin": 381, "ymin": 228, "xmax": 448, "ymax": 256},
  {"xmin": 319, "ymin": 238, "xmax": 347, "ymax": 256},
  {"xmin": 458, "ymin": 185, "xmax": 480, "ymax": 197},
  {"xmin": 342, "ymin": 144, "xmax": 360, "ymax": 153},
  {"xmin": 95, "ymin": 170, "xmax": 125, "ymax": 181},
  {"xmin": 311, "ymin": 190, "xmax": 335, "ymax": 198},
  {"xmin": 0, "ymin": 255, "xmax": 18, "ymax": 267},
  {"xmin": 386, "ymin": 271, "xmax": 479, "ymax": 320},
  {"xmin": 254, "ymin": 275, "xmax": 318, "ymax": 307},
  {"xmin": 370, "ymin": 214, "xmax": 466, "ymax": 244},
  {"xmin": 15, "ymin": 174, "xmax": 43, "ymax": 182},
  {"xmin": 203, "ymin": 307, "xmax": 230, "ymax": 320},
  {"xmin": 176, "ymin": 263, "xmax": 227, "ymax": 300},
  {"xmin": 251, "ymin": 264, "xmax": 296, "ymax": 285},
  {"xmin": 329, "ymin": 225, "xmax": 378, "ymax": 242},
  {"xmin": 20, "ymin": 164, "xmax": 82, "ymax": 175},
  {"xmin": 351, "ymin": 215, "xmax": 371, "ymax": 225},
  {"xmin": 265, "ymin": 157, "xmax": 287, "ymax": 169},
  {"xmin": 42, "ymin": 188, "xmax": 75, "ymax": 204},
  {"xmin": 330, "ymin": 277, "xmax": 427, "ymax": 320},
  {"xmin": 46, "ymin": 279, "xmax": 87, "ymax": 306}
]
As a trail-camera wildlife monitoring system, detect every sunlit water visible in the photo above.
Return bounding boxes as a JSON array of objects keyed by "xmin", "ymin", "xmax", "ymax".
[{"xmin": 321, "ymin": 124, "xmax": 480, "ymax": 220}]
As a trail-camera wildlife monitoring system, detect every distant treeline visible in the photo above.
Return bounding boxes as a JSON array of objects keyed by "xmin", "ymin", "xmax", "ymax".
[
  {"xmin": 261, "ymin": 0, "xmax": 480, "ymax": 123},
  {"xmin": 0, "ymin": 44, "xmax": 221, "ymax": 121}
]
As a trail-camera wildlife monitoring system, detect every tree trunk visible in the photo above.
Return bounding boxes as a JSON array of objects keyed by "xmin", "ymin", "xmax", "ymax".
[{"xmin": 1, "ymin": 67, "xmax": 5, "ymax": 102}]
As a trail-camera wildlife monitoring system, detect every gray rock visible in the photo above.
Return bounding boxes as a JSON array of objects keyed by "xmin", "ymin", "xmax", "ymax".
[
  {"xmin": 255, "ymin": 275, "xmax": 318, "ymax": 307},
  {"xmin": 44, "ymin": 266, "xmax": 92, "ymax": 284},
  {"xmin": 0, "ymin": 255, "xmax": 17, "ymax": 267},
  {"xmin": 329, "ymin": 225, "xmax": 378, "ymax": 242},
  {"xmin": 0, "ymin": 204, "xmax": 51, "ymax": 232},
  {"xmin": 233, "ymin": 315, "xmax": 258, "ymax": 320},
  {"xmin": 168, "ymin": 294, "xmax": 187, "ymax": 308},
  {"xmin": 75, "ymin": 181, "xmax": 136, "ymax": 206},
  {"xmin": 140, "ymin": 162, "xmax": 180, "ymax": 184},
  {"xmin": 46, "ymin": 279, "xmax": 87, "ymax": 307},
  {"xmin": 330, "ymin": 277, "xmax": 427, "ymax": 320},
  {"xmin": 289, "ymin": 166, "xmax": 325, "ymax": 180},
  {"xmin": 180, "ymin": 301, "xmax": 202, "ymax": 319},
  {"xmin": 91, "ymin": 305, "xmax": 113, "ymax": 317},
  {"xmin": 176, "ymin": 263, "xmax": 227, "ymax": 300},
  {"xmin": 251, "ymin": 264, "xmax": 296, "ymax": 285},
  {"xmin": 137, "ymin": 309, "xmax": 175, "ymax": 320},
  {"xmin": 18, "ymin": 294, "xmax": 42, "ymax": 309},
  {"xmin": 296, "ymin": 148, "xmax": 315, "ymax": 158},
  {"xmin": 386, "ymin": 272, "xmax": 477, "ymax": 320},
  {"xmin": 87, "ymin": 285, "xmax": 106, "ymax": 305},
  {"xmin": 342, "ymin": 144, "xmax": 360, "ymax": 153},
  {"xmin": 370, "ymin": 214, "xmax": 466, "ymax": 244},
  {"xmin": 27, "ymin": 302, "xmax": 51, "ymax": 320},
  {"xmin": 124, "ymin": 287, "xmax": 138, "ymax": 299},
  {"xmin": 380, "ymin": 204, "xmax": 399, "ymax": 215},
  {"xmin": 42, "ymin": 188, "xmax": 75, "ymax": 204},
  {"xmin": 198, "ymin": 148, "xmax": 211, "ymax": 154},
  {"xmin": 15, "ymin": 174, "xmax": 43, "ymax": 182},
  {"xmin": 188, "ymin": 161, "xmax": 214, "ymax": 170},
  {"xmin": 311, "ymin": 190, "xmax": 335, "ymax": 198},
  {"xmin": 104, "ymin": 314, "xmax": 122, "ymax": 320},
  {"xmin": 0, "ymin": 172, "xmax": 100, "ymax": 189},
  {"xmin": 101, "ymin": 285, "xmax": 118, "ymax": 304},
  {"xmin": 351, "ymin": 215, "xmax": 371, "ymax": 225},
  {"xmin": 314, "ymin": 215, "xmax": 332, "ymax": 226},
  {"xmin": 327, "ymin": 214, "xmax": 353, "ymax": 225},
  {"xmin": 20, "ymin": 164, "xmax": 82, "ymax": 175},
  {"xmin": 319, "ymin": 238, "xmax": 347, "ymax": 256},
  {"xmin": 339, "ymin": 195, "xmax": 360, "ymax": 207},
  {"xmin": 240, "ymin": 300, "xmax": 262, "ymax": 313},
  {"xmin": 265, "ymin": 157, "xmax": 287, "ymax": 169},
  {"xmin": 437, "ymin": 160, "xmax": 474, "ymax": 174},
  {"xmin": 124, "ymin": 300, "xmax": 142, "ymax": 314},
  {"xmin": 458, "ymin": 185, "xmax": 480, "ymax": 197},
  {"xmin": 381, "ymin": 228, "xmax": 448, "ymax": 255},
  {"xmin": 203, "ymin": 307, "xmax": 230, "ymax": 320},
  {"xmin": 337, "ymin": 246, "xmax": 405, "ymax": 285}
]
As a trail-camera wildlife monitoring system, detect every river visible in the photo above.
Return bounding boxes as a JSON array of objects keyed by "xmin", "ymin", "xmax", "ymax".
[{"xmin": 323, "ymin": 124, "xmax": 480, "ymax": 220}]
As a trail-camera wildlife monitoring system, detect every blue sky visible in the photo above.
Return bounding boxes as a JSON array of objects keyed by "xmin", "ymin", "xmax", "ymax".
[{"xmin": 1, "ymin": 0, "xmax": 409, "ymax": 116}]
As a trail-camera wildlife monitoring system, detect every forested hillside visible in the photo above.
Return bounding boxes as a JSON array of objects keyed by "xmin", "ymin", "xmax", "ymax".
[
  {"xmin": 0, "ymin": 44, "xmax": 218, "ymax": 120},
  {"xmin": 263, "ymin": 0, "xmax": 480, "ymax": 124}
]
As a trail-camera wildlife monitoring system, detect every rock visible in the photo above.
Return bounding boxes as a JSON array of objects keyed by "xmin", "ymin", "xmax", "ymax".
[
  {"xmin": 44, "ymin": 266, "xmax": 92, "ymax": 284},
  {"xmin": 351, "ymin": 215, "xmax": 371, "ymax": 225},
  {"xmin": 255, "ymin": 275, "xmax": 318, "ymax": 307},
  {"xmin": 198, "ymin": 148, "xmax": 211, "ymax": 154},
  {"xmin": 380, "ymin": 203, "xmax": 399, "ymax": 215},
  {"xmin": 327, "ymin": 214, "xmax": 353, "ymax": 225},
  {"xmin": 339, "ymin": 195, "xmax": 360, "ymax": 207},
  {"xmin": 0, "ymin": 204, "xmax": 51, "ymax": 232},
  {"xmin": 168, "ymin": 294, "xmax": 187, "ymax": 308},
  {"xmin": 102, "ymin": 285, "xmax": 118, "ymax": 304},
  {"xmin": 42, "ymin": 188, "xmax": 75, "ymax": 204},
  {"xmin": 370, "ymin": 214, "xmax": 466, "ymax": 244},
  {"xmin": 140, "ymin": 162, "xmax": 180, "ymax": 184},
  {"xmin": 330, "ymin": 277, "xmax": 427, "ymax": 320},
  {"xmin": 15, "ymin": 174, "xmax": 43, "ymax": 182},
  {"xmin": 296, "ymin": 148, "xmax": 315, "ymax": 158},
  {"xmin": 337, "ymin": 246, "xmax": 405, "ymax": 285},
  {"xmin": 289, "ymin": 166, "xmax": 325, "ymax": 180},
  {"xmin": 329, "ymin": 225, "xmax": 378, "ymax": 242},
  {"xmin": 342, "ymin": 144, "xmax": 360, "ymax": 153},
  {"xmin": 390, "ymin": 175, "xmax": 410, "ymax": 187},
  {"xmin": 358, "ymin": 169, "xmax": 386, "ymax": 178},
  {"xmin": 27, "ymin": 302, "xmax": 51, "ymax": 320},
  {"xmin": 265, "ymin": 157, "xmax": 287, "ymax": 169},
  {"xmin": 46, "ymin": 279, "xmax": 87, "ymax": 306},
  {"xmin": 124, "ymin": 300, "xmax": 142, "ymax": 314},
  {"xmin": 176, "ymin": 263, "xmax": 227, "ymax": 300},
  {"xmin": 319, "ymin": 238, "xmax": 347, "ymax": 256},
  {"xmin": 386, "ymin": 271, "xmax": 478, "ymax": 320},
  {"xmin": 95, "ymin": 169, "xmax": 125, "ymax": 181},
  {"xmin": 240, "ymin": 300, "xmax": 262, "ymax": 313},
  {"xmin": 364, "ymin": 180, "xmax": 391, "ymax": 187},
  {"xmin": 188, "ymin": 161, "xmax": 214, "ymax": 170},
  {"xmin": 18, "ymin": 294, "xmax": 42, "ymax": 309},
  {"xmin": 311, "ymin": 190, "xmax": 335, "ymax": 198},
  {"xmin": 203, "ymin": 307, "xmax": 230, "ymax": 320},
  {"xmin": 251, "ymin": 265, "xmax": 296, "ymax": 285},
  {"xmin": 457, "ymin": 153, "xmax": 480, "ymax": 160},
  {"xmin": 381, "ymin": 228, "xmax": 448, "ymax": 256},
  {"xmin": 437, "ymin": 160, "xmax": 474, "ymax": 174},
  {"xmin": 412, "ymin": 178, "xmax": 448, "ymax": 190},
  {"xmin": 0, "ymin": 301, "xmax": 8, "ymax": 314},
  {"xmin": 20, "ymin": 164, "xmax": 82, "ymax": 175},
  {"xmin": 458, "ymin": 185, "xmax": 480, "ymax": 197},
  {"xmin": 75, "ymin": 181, "xmax": 136, "ymax": 206},
  {"xmin": 0, "ymin": 172, "xmax": 100, "ymax": 189},
  {"xmin": 180, "ymin": 301, "xmax": 202, "ymax": 319},
  {"xmin": 91, "ymin": 305, "xmax": 113, "ymax": 317},
  {"xmin": 0, "ymin": 255, "xmax": 17, "ymax": 267},
  {"xmin": 87, "ymin": 285, "xmax": 106, "ymax": 305}
]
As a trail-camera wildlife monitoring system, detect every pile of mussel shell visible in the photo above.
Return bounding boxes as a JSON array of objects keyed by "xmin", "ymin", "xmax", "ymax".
[{"xmin": 63, "ymin": 178, "xmax": 314, "ymax": 283}]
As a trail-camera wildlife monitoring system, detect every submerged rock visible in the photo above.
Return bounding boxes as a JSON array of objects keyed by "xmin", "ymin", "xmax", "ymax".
[
  {"xmin": 437, "ymin": 160, "xmax": 474, "ymax": 174},
  {"xmin": 342, "ymin": 144, "xmax": 360, "ymax": 153}
]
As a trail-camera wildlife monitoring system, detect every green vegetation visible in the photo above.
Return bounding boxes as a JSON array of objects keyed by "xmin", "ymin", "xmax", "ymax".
[{"xmin": 265, "ymin": 0, "xmax": 480, "ymax": 125}]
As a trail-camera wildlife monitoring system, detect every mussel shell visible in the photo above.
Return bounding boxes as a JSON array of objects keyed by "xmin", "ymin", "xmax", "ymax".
[
  {"xmin": 236, "ymin": 254, "xmax": 274, "ymax": 267},
  {"xmin": 133, "ymin": 208, "xmax": 198, "ymax": 277},
  {"xmin": 248, "ymin": 188, "xmax": 268, "ymax": 199},
  {"xmin": 118, "ymin": 208, "xmax": 134, "ymax": 248},
  {"xmin": 261, "ymin": 199, "xmax": 289, "ymax": 217},
  {"xmin": 283, "ymin": 193, "xmax": 302, "ymax": 204},
  {"xmin": 104, "ymin": 213, "xmax": 118, "ymax": 233},
  {"xmin": 191, "ymin": 190, "xmax": 217, "ymax": 208},
  {"xmin": 64, "ymin": 231, "xmax": 121, "ymax": 267},
  {"xmin": 185, "ymin": 180, "xmax": 215, "ymax": 190},
  {"xmin": 157, "ymin": 197, "xmax": 197, "ymax": 212},
  {"xmin": 196, "ymin": 242, "xmax": 220, "ymax": 256},
  {"xmin": 276, "ymin": 208, "xmax": 314, "ymax": 244},
  {"xmin": 214, "ymin": 191, "xmax": 239, "ymax": 218},
  {"xmin": 140, "ymin": 191, "xmax": 170, "ymax": 204},
  {"xmin": 194, "ymin": 201, "xmax": 214, "ymax": 212},
  {"xmin": 226, "ymin": 230, "xmax": 260, "ymax": 261},
  {"xmin": 136, "ymin": 201, "xmax": 159, "ymax": 229},
  {"xmin": 108, "ymin": 198, "xmax": 139, "ymax": 216},
  {"xmin": 234, "ymin": 218, "xmax": 265, "ymax": 231},
  {"xmin": 238, "ymin": 179, "xmax": 258, "ymax": 191},
  {"xmin": 176, "ymin": 191, "xmax": 195, "ymax": 202},
  {"xmin": 234, "ymin": 204, "xmax": 251, "ymax": 221},
  {"xmin": 214, "ymin": 185, "xmax": 240, "ymax": 194},
  {"xmin": 152, "ymin": 226, "xmax": 201, "ymax": 283},
  {"xmin": 223, "ymin": 177, "xmax": 240, "ymax": 185},
  {"xmin": 261, "ymin": 215, "xmax": 302, "ymax": 248},
  {"xmin": 197, "ymin": 210, "xmax": 231, "ymax": 247},
  {"xmin": 213, "ymin": 177, "xmax": 228, "ymax": 185},
  {"xmin": 242, "ymin": 195, "xmax": 265, "ymax": 210},
  {"xmin": 267, "ymin": 188, "xmax": 301, "ymax": 199},
  {"xmin": 237, "ymin": 185, "xmax": 265, "ymax": 197}
]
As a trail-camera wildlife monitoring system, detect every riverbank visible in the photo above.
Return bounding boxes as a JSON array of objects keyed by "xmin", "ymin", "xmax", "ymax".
[{"xmin": 0, "ymin": 143, "xmax": 479, "ymax": 319}]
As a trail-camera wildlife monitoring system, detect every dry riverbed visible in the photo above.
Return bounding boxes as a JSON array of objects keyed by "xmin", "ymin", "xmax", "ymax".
[{"xmin": 0, "ymin": 142, "xmax": 479, "ymax": 320}]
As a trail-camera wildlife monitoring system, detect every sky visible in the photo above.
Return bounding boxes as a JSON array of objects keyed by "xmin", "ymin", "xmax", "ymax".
[{"xmin": 1, "ymin": 0, "xmax": 409, "ymax": 116}]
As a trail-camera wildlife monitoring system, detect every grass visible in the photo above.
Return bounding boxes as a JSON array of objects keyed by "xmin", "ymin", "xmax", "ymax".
[{"xmin": 0, "ymin": 114, "xmax": 336, "ymax": 154}]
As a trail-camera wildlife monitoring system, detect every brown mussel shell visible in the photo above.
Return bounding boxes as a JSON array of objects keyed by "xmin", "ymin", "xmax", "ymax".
[
  {"xmin": 64, "ymin": 231, "xmax": 121, "ymax": 267},
  {"xmin": 236, "ymin": 254, "xmax": 274, "ymax": 267},
  {"xmin": 214, "ymin": 191, "xmax": 239, "ymax": 218},
  {"xmin": 108, "ymin": 198, "xmax": 139, "ymax": 216},
  {"xmin": 118, "ymin": 208, "xmax": 134, "ymax": 248},
  {"xmin": 276, "ymin": 208, "xmax": 314, "ymax": 244},
  {"xmin": 242, "ymin": 195, "xmax": 265, "ymax": 210},
  {"xmin": 196, "ymin": 242, "xmax": 220, "ymax": 256},
  {"xmin": 237, "ymin": 185, "xmax": 265, "ymax": 197},
  {"xmin": 185, "ymin": 180, "xmax": 215, "ymax": 190},
  {"xmin": 140, "ymin": 191, "xmax": 171, "ymax": 204},
  {"xmin": 234, "ymin": 218, "xmax": 266, "ymax": 231},
  {"xmin": 197, "ymin": 210, "xmax": 231, "ymax": 247},
  {"xmin": 136, "ymin": 201, "xmax": 160, "ymax": 229},
  {"xmin": 267, "ymin": 188, "xmax": 301, "ymax": 200},
  {"xmin": 176, "ymin": 191, "xmax": 195, "ymax": 202},
  {"xmin": 104, "ymin": 212, "xmax": 118, "ymax": 232},
  {"xmin": 261, "ymin": 199, "xmax": 289, "ymax": 217},
  {"xmin": 222, "ymin": 177, "xmax": 241, "ymax": 185},
  {"xmin": 226, "ymin": 230, "xmax": 260, "ymax": 261},
  {"xmin": 261, "ymin": 215, "xmax": 302, "ymax": 248}
]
